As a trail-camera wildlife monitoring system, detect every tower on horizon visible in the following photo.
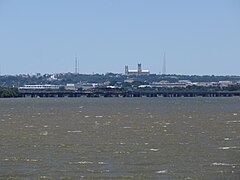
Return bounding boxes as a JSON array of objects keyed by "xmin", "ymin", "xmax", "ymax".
[
  {"xmin": 125, "ymin": 65, "xmax": 129, "ymax": 75},
  {"xmin": 162, "ymin": 52, "xmax": 166, "ymax": 75},
  {"xmin": 74, "ymin": 56, "xmax": 79, "ymax": 74},
  {"xmin": 138, "ymin": 63, "xmax": 142, "ymax": 73}
]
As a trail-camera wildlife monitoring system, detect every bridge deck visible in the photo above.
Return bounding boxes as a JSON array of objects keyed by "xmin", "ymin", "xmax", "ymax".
[{"xmin": 19, "ymin": 90, "xmax": 240, "ymax": 98}]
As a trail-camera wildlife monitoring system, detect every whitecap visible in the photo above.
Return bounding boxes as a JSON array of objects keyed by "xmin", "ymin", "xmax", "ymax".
[
  {"xmin": 67, "ymin": 130, "xmax": 82, "ymax": 133},
  {"xmin": 226, "ymin": 120, "xmax": 240, "ymax": 123},
  {"xmin": 69, "ymin": 161, "xmax": 93, "ymax": 165},
  {"xmin": 123, "ymin": 126, "xmax": 131, "ymax": 129},
  {"xmin": 95, "ymin": 116, "xmax": 103, "ymax": 118},
  {"xmin": 40, "ymin": 176, "xmax": 47, "ymax": 179},
  {"xmin": 25, "ymin": 125, "xmax": 34, "ymax": 128},
  {"xmin": 219, "ymin": 147, "xmax": 230, "ymax": 150},
  {"xmin": 219, "ymin": 146, "xmax": 238, "ymax": 150},
  {"xmin": 104, "ymin": 121, "xmax": 111, "ymax": 125},
  {"xmin": 212, "ymin": 162, "xmax": 238, "ymax": 166},
  {"xmin": 114, "ymin": 151, "xmax": 130, "ymax": 154},
  {"xmin": 150, "ymin": 148, "xmax": 159, "ymax": 152},
  {"xmin": 98, "ymin": 162, "xmax": 107, "ymax": 165},
  {"xmin": 40, "ymin": 176, "xmax": 52, "ymax": 179},
  {"xmin": 26, "ymin": 159, "xmax": 38, "ymax": 162},
  {"xmin": 156, "ymin": 170, "xmax": 167, "ymax": 174},
  {"xmin": 40, "ymin": 131, "xmax": 48, "ymax": 136}
]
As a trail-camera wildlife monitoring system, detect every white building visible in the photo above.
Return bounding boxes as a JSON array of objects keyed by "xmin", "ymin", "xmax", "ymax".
[
  {"xmin": 65, "ymin": 84, "xmax": 76, "ymax": 91},
  {"xmin": 18, "ymin": 84, "xmax": 60, "ymax": 90},
  {"xmin": 125, "ymin": 64, "xmax": 150, "ymax": 76}
]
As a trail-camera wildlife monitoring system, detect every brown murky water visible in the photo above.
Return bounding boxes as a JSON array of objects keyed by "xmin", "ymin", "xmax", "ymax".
[{"xmin": 0, "ymin": 97, "xmax": 240, "ymax": 179}]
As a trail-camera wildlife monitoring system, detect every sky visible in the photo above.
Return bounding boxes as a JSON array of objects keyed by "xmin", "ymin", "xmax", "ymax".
[{"xmin": 0, "ymin": 0, "xmax": 240, "ymax": 75}]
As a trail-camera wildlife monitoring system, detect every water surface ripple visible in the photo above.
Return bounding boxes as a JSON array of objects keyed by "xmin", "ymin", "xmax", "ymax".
[{"xmin": 0, "ymin": 98, "xmax": 240, "ymax": 179}]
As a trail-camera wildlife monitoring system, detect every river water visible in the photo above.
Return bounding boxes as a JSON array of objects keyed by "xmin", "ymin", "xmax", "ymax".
[{"xmin": 0, "ymin": 97, "xmax": 239, "ymax": 179}]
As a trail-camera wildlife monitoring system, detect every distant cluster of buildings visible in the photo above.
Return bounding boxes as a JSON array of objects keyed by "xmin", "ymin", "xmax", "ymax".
[
  {"xmin": 14, "ymin": 62, "xmax": 240, "ymax": 91},
  {"xmin": 18, "ymin": 79, "xmax": 240, "ymax": 92},
  {"xmin": 141, "ymin": 80, "xmax": 240, "ymax": 89},
  {"xmin": 193, "ymin": 81, "xmax": 239, "ymax": 87}
]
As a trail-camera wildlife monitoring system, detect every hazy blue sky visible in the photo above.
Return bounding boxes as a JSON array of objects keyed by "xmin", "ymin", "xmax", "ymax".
[{"xmin": 0, "ymin": 0, "xmax": 239, "ymax": 75}]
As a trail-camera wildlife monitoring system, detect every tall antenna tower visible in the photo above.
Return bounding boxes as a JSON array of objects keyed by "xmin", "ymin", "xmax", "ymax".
[
  {"xmin": 78, "ymin": 58, "xmax": 80, "ymax": 74},
  {"xmin": 75, "ymin": 56, "xmax": 78, "ymax": 74},
  {"xmin": 162, "ymin": 52, "xmax": 166, "ymax": 75}
]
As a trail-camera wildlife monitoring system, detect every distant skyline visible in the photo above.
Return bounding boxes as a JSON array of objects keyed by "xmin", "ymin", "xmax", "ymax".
[{"xmin": 0, "ymin": 0, "xmax": 240, "ymax": 75}]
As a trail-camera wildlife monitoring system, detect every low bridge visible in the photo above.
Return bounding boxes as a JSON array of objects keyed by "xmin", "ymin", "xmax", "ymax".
[{"xmin": 19, "ymin": 90, "xmax": 240, "ymax": 98}]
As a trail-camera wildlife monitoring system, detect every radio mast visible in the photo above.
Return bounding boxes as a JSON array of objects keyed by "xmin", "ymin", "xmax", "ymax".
[
  {"xmin": 74, "ymin": 56, "xmax": 78, "ymax": 74},
  {"xmin": 162, "ymin": 52, "xmax": 166, "ymax": 75}
]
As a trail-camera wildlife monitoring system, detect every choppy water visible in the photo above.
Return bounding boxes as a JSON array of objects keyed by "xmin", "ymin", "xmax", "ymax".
[{"xmin": 0, "ymin": 97, "xmax": 240, "ymax": 179}]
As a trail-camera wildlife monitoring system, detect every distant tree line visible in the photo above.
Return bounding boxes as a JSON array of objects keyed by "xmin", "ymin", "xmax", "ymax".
[
  {"xmin": 1, "ymin": 73, "xmax": 240, "ymax": 88},
  {"xmin": 0, "ymin": 87, "xmax": 20, "ymax": 98}
]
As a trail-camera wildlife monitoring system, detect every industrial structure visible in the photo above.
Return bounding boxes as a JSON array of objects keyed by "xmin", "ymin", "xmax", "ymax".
[{"xmin": 125, "ymin": 64, "xmax": 150, "ymax": 76}]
